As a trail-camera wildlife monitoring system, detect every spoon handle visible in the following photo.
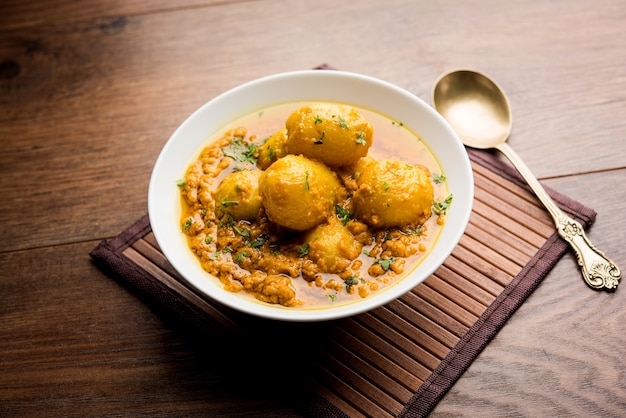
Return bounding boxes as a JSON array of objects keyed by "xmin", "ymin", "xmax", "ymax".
[{"xmin": 495, "ymin": 142, "xmax": 621, "ymax": 291}]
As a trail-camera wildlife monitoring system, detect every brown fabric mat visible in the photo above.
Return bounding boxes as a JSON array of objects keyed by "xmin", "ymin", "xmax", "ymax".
[{"xmin": 91, "ymin": 147, "xmax": 595, "ymax": 417}]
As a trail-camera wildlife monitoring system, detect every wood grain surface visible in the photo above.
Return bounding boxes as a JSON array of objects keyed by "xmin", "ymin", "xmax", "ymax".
[{"xmin": 1, "ymin": 0, "xmax": 625, "ymax": 416}]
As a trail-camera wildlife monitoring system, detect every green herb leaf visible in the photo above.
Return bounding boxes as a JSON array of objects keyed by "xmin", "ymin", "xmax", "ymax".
[
  {"xmin": 176, "ymin": 179, "xmax": 186, "ymax": 188},
  {"xmin": 432, "ymin": 194, "xmax": 453, "ymax": 215},
  {"xmin": 219, "ymin": 213, "xmax": 234, "ymax": 227},
  {"xmin": 232, "ymin": 224, "xmax": 250, "ymax": 238},
  {"xmin": 335, "ymin": 204, "xmax": 353, "ymax": 225},
  {"xmin": 299, "ymin": 243, "xmax": 310, "ymax": 257},
  {"xmin": 314, "ymin": 115, "xmax": 323, "ymax": 124},
  {"xmin": 222, "ymin": 137, "xmax": 258, "ymax": 164},
  {"xmin": 183, "ymin": 218, "xmax": 193, "ymax": 231},
  {"xmin": 235, "ymin": 251, "xmax": 249, "ymax": 264},
  {"xmin": 432, "ymin": 173, "xmax": 446, "ymax": 184},
  {"xmin": 406, "ymin": 226, "xmax": 423, "ymax": 236},
  {"xmin": 304, "ymin": 170, "xmax": 310, "ymax": 191},
  {"xmin": 204, "ymin": 236, "xmax": 213, "ymax": 244},
  {"xmin": 249, "ymin": 234, "xmax": 268, "ymax": 248},
  {"xmin": 344, "ymin": 276, "xmax": 360, "ymax": 290},
  {"xmin": 356, "ymin": 129, "xmax": 367, "ymax": 145},
  {"xmin": 374, "ymin": 257, "xmax": 395, "ymax": 271},
  {"xmin": 336, "ymin": 115, "xmax": 349, "ymax": 131},
  {"xmin": 221, "ymin": 199, "xmax": 239, "ymax": 207}
]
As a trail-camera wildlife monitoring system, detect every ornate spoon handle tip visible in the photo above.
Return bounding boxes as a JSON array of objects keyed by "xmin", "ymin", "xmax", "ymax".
[{"xmin": 557, "ymin": 216, "xmax": 621, "ymax": 291}]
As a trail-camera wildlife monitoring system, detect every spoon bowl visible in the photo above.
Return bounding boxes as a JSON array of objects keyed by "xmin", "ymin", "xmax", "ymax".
[
  {"xmin": 432, "ymin": 69, "xmax": 621, "ymax": 291},
  {"xmin": 432, "ymin": 70, "xmax": 512, "ymax": 149}
]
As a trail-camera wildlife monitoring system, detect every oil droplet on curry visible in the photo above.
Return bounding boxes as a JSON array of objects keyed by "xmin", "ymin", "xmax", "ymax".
[{"xmin": 178, "ymin": 102, "xmax": 451, "ymax": 309}]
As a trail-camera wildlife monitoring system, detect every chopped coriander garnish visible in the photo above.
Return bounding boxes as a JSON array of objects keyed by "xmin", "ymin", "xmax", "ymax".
[
  {"xmin": 299, "ymin": 243, "xmax": 310, "ymax": 257},
  {"xmin": 406, "ymin": 226, "xmax": 423, "ymax": 236},
  {"xmin": 327, "ymin": 293, "xmax": 337, "ymax": 303},
  {"xmin": 374, "ymin": 257, "xmax": 395, "ymax": 271},
  {"xmin": 176, "ymin": 179, "xmax": 186, "ymax": 188},
  {"xmin": 335, "ymin": 204, "xmax": 353, "ymax": 225},
  {"xmin": 183, "ymin": 218, "xmax": 193, "ymax": 231},
  {"xmin": 221, "ymin": 199, "xmax": 239, "ymax": 207},
  {"xmin": 210, "ymin": 247, "xmax": 231, "ymax": 260},
  {"xmin": 204, "ymin": 236, "xmax": 213, "ymax": 244},
  {"xmin": 432, "ymin": 194, "xmax": 453, "ymax": 215},
  {"xmin": 432, "ymin": 173, "xmax": 446, "ymax": 184},
  {"xmin": 314, "ymin": 115, "xmax": 323, "ymax": 124},
  {"xmin": 356, "ymin": 129, "xmax": 367, "ymax": 145},
  {"xmin": 222, "ymin": 137, "xmax": 258, "ymax": 164},
  {"xmin": 232, "ymin": 224, "xmax": 250, "ymax": 238},
  {"xmin": 235, "ymin": 251, "xmax": 249, "ymax": 264},
  {"xmin": 249, "ymin": 234, "xmax": 268, "ymax": 248},
  {"xmin": 344, "ymin": 276, "xmax": 360, "ymax": 290},
  {"xmin": 345, "ymin": 277, "xmax": 359, "ymax": 286},
  {"xmin": 304, "ymin": 170, "xmax": 310, "ymax": 191},
  {"xmin": 219, "ymin": 213, "xmax": 234, "ymax": 227},
  {"xmin": 336, "ymin": 115, "xmax": 349, "ymax": 131},
  {"xmin": 382, "ymin": 181, "xmax": 391, "ymax": 192}
]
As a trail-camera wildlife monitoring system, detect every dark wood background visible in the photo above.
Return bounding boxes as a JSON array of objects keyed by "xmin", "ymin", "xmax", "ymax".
[{"xmin": 1, "ymin": 0, "xmax": 624, "ymax": 416}]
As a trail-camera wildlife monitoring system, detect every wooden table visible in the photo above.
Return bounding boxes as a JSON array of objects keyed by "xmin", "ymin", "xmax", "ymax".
[{"xmin": 2, "ymin": 0, "xmax": 624, "ymax": 416}]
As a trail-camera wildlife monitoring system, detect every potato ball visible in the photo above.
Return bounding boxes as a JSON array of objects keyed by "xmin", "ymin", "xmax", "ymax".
[
  {"xmin": 352, "ymin": 157, "xmax": 434, "ymax": 228},
  {"xmin": 259, "ymin": 154, "xmax": 341, "ymax": 231},
  {"xmin": 214, "ymin": 170, "xmax": 263, "ymax": 221},
  {"xmin": 257, "ymin": 128, "xmax": 288, "ymax": 170},
  {"xmin": 304, "ymin": 218, "xmax": 363, "ymax": 273},
  {"xmin": 285, "ymin": 103, "xmax": 373, "ymax": 167}
]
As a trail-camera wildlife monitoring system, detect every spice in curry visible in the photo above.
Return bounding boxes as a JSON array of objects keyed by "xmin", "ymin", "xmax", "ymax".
[{"xmin": 178, "ymin": 102, "xmax": 451, "ymax": 308}]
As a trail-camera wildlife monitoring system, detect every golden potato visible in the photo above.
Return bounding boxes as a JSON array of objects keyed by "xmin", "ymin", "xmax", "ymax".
[
  {"xmin": 285, "ymin": 103, "xmax": 373, "ymax": 166},
  {"xmin": 259, "ymin": 154, "xmax": 341, "ymax": 231},
  {"xmin": 352, "ymin": 157, "xmax": 434, "ymax": 228},
  {"xmin": 257, "ymin": 128, "xmax": 288, "ymax": 170},
  {"xmin": 214, "ymin": 170, "xmax": 263, "ymax": 221},
  {"xmin": 304, "ymin": 218, "xmax": 363, "ymax": 273}
]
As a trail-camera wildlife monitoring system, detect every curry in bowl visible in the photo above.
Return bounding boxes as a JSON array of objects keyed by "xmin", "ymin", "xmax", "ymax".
[{"xmin": 178, "ymin": 101, "xmax": 451, "ymax": 308}]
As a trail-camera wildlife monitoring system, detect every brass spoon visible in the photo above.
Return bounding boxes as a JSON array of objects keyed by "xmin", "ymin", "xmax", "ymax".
[{"xmin": 432, "ymin": 69, "xmax": 621, "ymax": 291}]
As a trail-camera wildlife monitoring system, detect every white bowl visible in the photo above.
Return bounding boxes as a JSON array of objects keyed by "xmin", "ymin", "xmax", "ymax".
[{"xmin": 148, "ymin": 70, "xmax": 473, "ymax": 322}]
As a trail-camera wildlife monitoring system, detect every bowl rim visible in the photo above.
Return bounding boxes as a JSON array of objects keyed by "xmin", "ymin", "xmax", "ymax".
[{"xmin": 148, "ymin": 69, "xmax": 474, "ymax": 322}]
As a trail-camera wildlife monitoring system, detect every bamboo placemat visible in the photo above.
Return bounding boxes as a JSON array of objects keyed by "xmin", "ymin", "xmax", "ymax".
[{"xmin": 91, "ymin": 149, "xmax": 596, "ymax": 417}]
